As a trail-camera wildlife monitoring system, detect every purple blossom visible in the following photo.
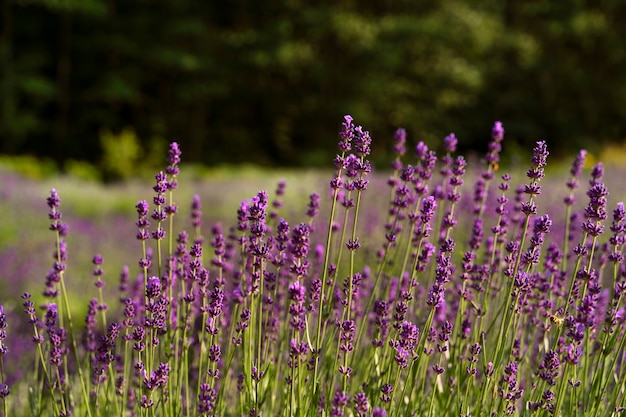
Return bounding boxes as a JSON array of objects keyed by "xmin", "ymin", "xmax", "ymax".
[
  {"xmin": 526, "ymin": 141, "xmax": 549, "ymax": 183},
  {"xmin": 45, "ymin": 304, "xmax": 66, "ymax": 368},
  {"xmin": 537, "ymin": 350, "xmax": 560, "ymax": 386},
  {"xmin": 609, "ymin": 202, "xmax": 626, "ymax": 263},
  {"xmin": 565, "ymin": 150, "xmax": 587, "ymax": 204},
  {"xmin": 582, "ymin": 183, "xmax": 608, "ymax": 237},
  {"xmin": 197, "ymin": 383, "xmax": 217, "ymax": 414},
  {"xmin": 353, "ymin": 391, "xmax": 369, "ymax": 416},
  {"xmin": 415, "ymin": 141, "xmax": 429, "ymax": 160},
  {"xmin": 391, "ymin": 128, "xmax": 407, "ymax": 171},
  {"xmin": 444, "ymin": 133, "xmax": 458, "ymax": 153},
  {"xmin": 380, "ymin": 383, "xmax": 393, "ymax": 403},
  {"xmin": 590, "ymin": 162, "xmax": 604, "ymax": 187},
  {"xmin": 339, "ymin": 115, "xmax": 354, "ymax": 152},
  {"xmin": 145, "ymin": 276, "xmax": 162, "ymax": 299},
  {"xmin": 492, "ymin": 121, "xmax": 505, "ymax": 141},
  {"xmin": 144, "ymin": 362, "xmax": 170, "ymax": 390},
  {"xmin": 83, "ymin": 298, "xmax": 98, "ymax": 353},
  {"xmin": 372, "ymin": 407, "xmax": 387, "ymax": 417},
  {"xmin": 307, "ymin": 193, "xmax": 321, "ymax": 219},
  {"xmin": 191, "ymin": 194, "xmax": 204, "ymax": 232},
  {"xmin": 47, "ymin": 189, "xmax": 68, "ymax": 236},
  {"xmin": 331, "ymin": 389, "xmax": 349, "ymax": 416},
  {"xmin": 290, "ymin": 223, "xmax": 311, "ymax": 260},
  {"xmin": 353, "ymin": 125, "xmax": 372, "ymax": 158},
  {"xmin": 0, "ymin": 383, "xmax": 8, "ymax": 399},
  {"xmin": 166, "ymin": 142, "xmax": 181, "ymax": 176}
]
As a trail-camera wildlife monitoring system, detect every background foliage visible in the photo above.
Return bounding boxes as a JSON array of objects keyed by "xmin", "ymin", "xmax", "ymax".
[{"xmin": 2, "ymin": 0, "xmax": 626, "ymax": 173}]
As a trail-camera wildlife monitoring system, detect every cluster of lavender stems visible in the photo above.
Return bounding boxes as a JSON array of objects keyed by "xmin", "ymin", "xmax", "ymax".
[{"xmin": 1, "ymin": 118, "xmax": 626, "ymax": 417}]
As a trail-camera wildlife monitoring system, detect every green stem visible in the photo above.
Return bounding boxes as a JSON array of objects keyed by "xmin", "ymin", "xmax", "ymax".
[{"xmin": 313, "ymin": 162, "xmax": 344, "ymax": 396}]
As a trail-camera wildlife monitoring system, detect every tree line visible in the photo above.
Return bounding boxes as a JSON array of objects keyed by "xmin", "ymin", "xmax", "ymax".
[{"xmin": 2, "ymin": 0, "xmax": 625, "ymax": 171}]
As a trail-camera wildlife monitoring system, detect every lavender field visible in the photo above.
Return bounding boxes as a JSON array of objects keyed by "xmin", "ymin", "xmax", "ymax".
[{"xmin": 1, "ymin": 118, "xmax": 626, "ymax": 416}]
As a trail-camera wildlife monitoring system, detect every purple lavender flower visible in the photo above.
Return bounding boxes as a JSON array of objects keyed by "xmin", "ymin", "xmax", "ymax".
[
  {"xmin": 290, "ymin": 223, "xmax": 311, "ymax": 260},
  {"xmin": 0, "ymin": 306, "xmax": 6, "ymax": 353},
  {"xmin": 44, "ymin": 304, "xmax": 66, "ymax": 368},
  {"xmin": 590, "ymin": 162, "xmax": 604, "ymax": 187},
  {"xmin": 151, "ymin": 171, "xmax": 170, "ymax": 238},
  {"xmin": 499, "ymin": 361, "xmax": 523, "ymax": 415},
  {"xmin": 537, "ymin": 350, "xmax": 560, "ymax": 386},
  {"xmin": 466, "ymin": 343, "xmax": 481, "ymax": 376},
  {"xmin": 287, "ymin": 338, "xmax": 308, "ymax": 370},
  {"xmin": 339, "ymin": 319, "xmax": 356, "ymax": 356},
  {"xmin": 306, "ymin": 193, "xmax": 321, "ymax": 220},
  {"xmin": 609, "ymin": 202, "xmax": 626, "ymax": 264},
  {"xmin": 92, "ymin": 254, "xmax": 106, "ymax": 292},
  {"xmin": 339, "ymin": 115, "xmax": 354, "ymax": 152},
  {"xmin": 136, "ymin": 200, "xmax": 151, "ymax": 242},
  {"xmin": 526, "ymin": 141, "xmax": 549, "ymax": 184},
  {"xmin": 391, "ymin": 128, "xmax": 407, "ymax": 170},
  {"xmin": 521, "ymin": 214, "xmax": 552, "ymax": 266},
  {"xmin": 197, "ymin": 383, "xmax": 217, "ymax": 414},
  {"xmin": 191, "ymin": 194, "xmax": 204, "ymax": 244},
  {"xmin": 145, "ymin": 276, "xmax": 162, "ymax": 299},
  {"xmin": 444, "ymin": 133, "xmax": 458, "ymax": 153},
  {"xmin": 380, "ymin": 383, "xmax": 393, "ymax": 403},
  {"xmin": 372, "ymin": 300, "xmax": 390, "ymax": 348},
  {"xmin": 564, "ymin": 150, "xmax": 587, "ymax": 205},
  {"xmin": 47, "ymin": 189, "xmax": 69, "ymax": 236},
  {"xmin": 492, "ymin": 121, "xmax": 505, "ymax": 141},
  {"xmin": 270, "ymin": 179, "xmax": 287, "ymax": 219},
  {"xmin": 247, "ymin": 191, "xmax": 269, "ymax": 240},
  {"xmin": 353, "ymin": 125, "xmax": 372, "ymax": 158},
  {"xmin": 0, "ymin": 306, "xmax": 7, "ymax": 399},
  {"xmin": 331, "ymin": 389, "xmax": 348, "ymax": 416},
  {"xmin": 427, "ymin": 252, "xmax": 452, "ymax": 309},
  {"xmin": 372, "ymin": 407, "xmax": 387, "ymax": 417},
  {"xmin": 288, "ymin": 281, "xmax": 306, "ymax": 331},
  {"xmin": 415, "ymin": 141, "xmax": 429, "ymax": 160},
  {"xmin": 83, "ymin": 298, "xmax": 99, "ymax": 353},
  {"xmin": 167, "ymin": 142, "xmax": 181, "ymax": 172},
  {"xmin": 393, "ymin": 128, "xmax": 406, "ymax": 155},
  {"xmin": 353, "ymin": 391, "xmax": 369, "ymax": 417},
  {"xmin": 143, "ymin": 362, "xmax": 170, "ymax": 390},
  {"xmin": 582, "ymin": 183, "xmax": 609, "ymax": 237},
  {"xmin": 206, "ymin": 286, "xmax": 225, "ymax": 333}
]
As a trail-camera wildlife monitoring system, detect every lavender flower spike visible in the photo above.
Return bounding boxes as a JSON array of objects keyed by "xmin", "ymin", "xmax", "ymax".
[
  {"xmin": 339, "ymin": 115, "xmax": 354, "ymax": 152},
  {"xmin": 393, "ymin": 128, "xmax": 406, "ymax": 156},
  {"xmin": 492, "ymin": 121, "xmax": 505, "ymax": 141},
  {"xmin": 0, "ymin": 305, "xmax": 8, "ymax": 400},
  {"xmin": 444, "ymin": 133, "xmax": 458, "ymax": 153}
]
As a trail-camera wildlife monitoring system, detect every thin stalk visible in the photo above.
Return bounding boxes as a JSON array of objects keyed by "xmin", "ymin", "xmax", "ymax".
[
  {"xmin": 402, "ymin": 307, "xmax": 435, "ymax": 416},
  {"xmin": 313, "ymin": 161, "xmax": 344, "ymax": 396},
  {"xmin": 56, "ymin": 248, "xmax": 93, "ymax": 417},
  {"xmin": 0, "ymin": 358, "xmax": 6, "ymax": 417}
]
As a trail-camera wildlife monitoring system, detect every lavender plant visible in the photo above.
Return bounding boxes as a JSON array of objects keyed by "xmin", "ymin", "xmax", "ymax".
[{"xmin": 1, "ymin": 119, "xmax": 626, "ymax": 417}]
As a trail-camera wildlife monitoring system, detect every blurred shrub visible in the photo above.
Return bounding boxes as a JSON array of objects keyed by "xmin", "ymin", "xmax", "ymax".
[
  {"xmin": 0, "ymin": 155, "xmax": 58, "ymax": 179},
  {"xmin": 64, "ymin": 159, "xmax": 102, "ymax": 182},
  {"xmin": 99, "ymin": 128, "xmax": 169, "ymax": 181},
  {"xmin": 599, "ymin": 142, "xmax": 626, "ymax": 168},
  {"xmin": 99, "ymin": 128, "xmax": 142, "ymax": 181}
]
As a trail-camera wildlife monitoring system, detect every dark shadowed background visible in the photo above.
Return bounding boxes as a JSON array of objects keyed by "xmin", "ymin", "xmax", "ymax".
[{"xmin": 2, "ymin": 0, "xmax": 625, "ymax": 175}]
